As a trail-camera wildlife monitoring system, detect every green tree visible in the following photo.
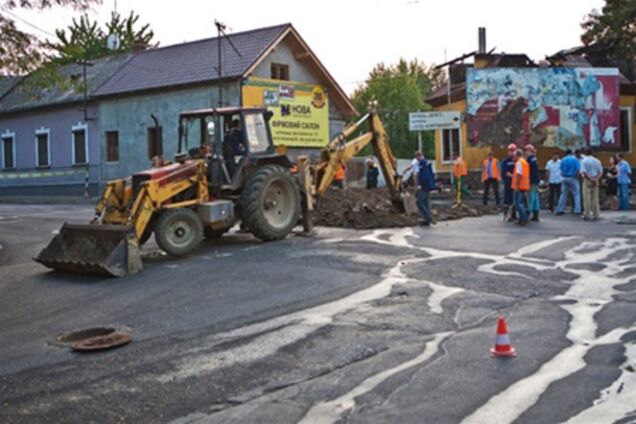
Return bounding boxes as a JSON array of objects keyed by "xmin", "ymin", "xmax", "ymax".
[
  {"xmin": 47, "ymin": 11, "xmax": 156, "ymax": 63},
  {"xmin": 351, "ymin": 58, "xmax": 442, "ymax": 159},
  {"xmin": 0, "ymin": 0, "xmax": 100, "ymax": 75},
  {"xmin": 581, "ymin": 0, "xmax": 636, "ymax": 59}
]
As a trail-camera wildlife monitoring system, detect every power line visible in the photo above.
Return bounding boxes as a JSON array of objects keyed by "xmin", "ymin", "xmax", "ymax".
[{"xmin": 0, "ymin": 6, "xmax": 57, "ymax": 38}]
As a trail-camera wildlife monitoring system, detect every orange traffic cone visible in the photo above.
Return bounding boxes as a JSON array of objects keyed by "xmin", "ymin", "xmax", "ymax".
[{"xmin": 490, "ymin": 316, "xmax": 517, "ymax": 357}]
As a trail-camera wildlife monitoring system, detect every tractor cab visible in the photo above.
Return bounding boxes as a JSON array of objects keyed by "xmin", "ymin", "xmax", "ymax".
[
  {"xmin": 178, "ymin": 107, "xmax": 291, "ymax": 191},
  {"xmin": 179, "ymin": 108, "xmax": 273, "ymax": 158}
]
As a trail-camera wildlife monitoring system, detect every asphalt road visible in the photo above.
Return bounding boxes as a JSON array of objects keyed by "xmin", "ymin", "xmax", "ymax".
[{"xmin": 1, "ymin": 204, "xmax": 635, "ymax": 423}]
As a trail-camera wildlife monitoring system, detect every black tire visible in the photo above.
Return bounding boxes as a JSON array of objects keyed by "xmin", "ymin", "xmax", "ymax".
[
  {"xmin": 154, "ymin": 208, "xmax": 203, "ymax": 256},
  {"xmin": 240, "ymin": 165, "xmax": 300, "ymax": 241},
  {"xmin": 204, "ymin": 226, "xmax": 230, "ymax": 239}
]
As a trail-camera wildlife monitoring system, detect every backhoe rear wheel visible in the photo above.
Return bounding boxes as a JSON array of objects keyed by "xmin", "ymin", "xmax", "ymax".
[
  {"xmin": 241, "ymin": 165, "xmax": 300, "ymax": 241},
  {"xmin": 155, "ymin": 208, "xmax": 203, "ymax": 256}
]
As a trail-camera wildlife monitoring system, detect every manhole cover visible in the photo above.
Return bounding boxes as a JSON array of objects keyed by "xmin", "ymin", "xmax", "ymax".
[
  {"xmin": 72, "ymin": 333, "xmax": 132, "ymax": 352},
  {"xmin": 56, "ymin": 327, "xmax": 116, "ymax": 344}
]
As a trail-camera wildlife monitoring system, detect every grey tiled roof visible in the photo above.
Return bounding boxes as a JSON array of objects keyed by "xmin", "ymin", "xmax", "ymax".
[
  {"xmin": 93, "ymin": 24, "xmax": 290, "ymax": 97},
  {"xmin": 0, "ymin": 54, "xmax": 132, "ymax": 114},
  {"xmin": 0, "ymin": 76, "xmax": 23, "ymax": 100}
]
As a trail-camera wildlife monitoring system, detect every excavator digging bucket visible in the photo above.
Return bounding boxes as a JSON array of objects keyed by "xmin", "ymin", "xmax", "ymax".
[
  {"xmin": 34, "ymin": 224, "xmax": 143, "ymax": 277},
  {"xmin": 398, "ymin": 191, "xmax": 419, "ymax": 215}
]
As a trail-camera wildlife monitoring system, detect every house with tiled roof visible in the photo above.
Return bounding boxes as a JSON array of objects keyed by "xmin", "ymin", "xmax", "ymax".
[
  {"xmin": 0, "ymin": 55, "xmax": 131, "ymax": 196},
  {"xmin": 0, "ymin": 23, "xmax": 356, "ymax": 196}
]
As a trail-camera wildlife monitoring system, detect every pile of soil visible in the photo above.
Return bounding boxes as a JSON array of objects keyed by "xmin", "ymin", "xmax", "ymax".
[{"xmin": 313, "ymin": 187, "xmax": 499, "ymax": 229}]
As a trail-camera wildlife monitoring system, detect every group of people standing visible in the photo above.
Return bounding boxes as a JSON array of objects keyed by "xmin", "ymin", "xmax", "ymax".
[
  {"xmin": 369, "ymin": 145, "xmax": 632, "ymax": 228},
  {"xmin": 496, "ymin": 144, "xmax": 541, "ymax": 225},
  {"xmin": 545, "ymin": 149, "xmax": 632, "ymax": 215},
  {"xmin": 486, "ymin": 145, "xmax": 632, "ymax": 225}
]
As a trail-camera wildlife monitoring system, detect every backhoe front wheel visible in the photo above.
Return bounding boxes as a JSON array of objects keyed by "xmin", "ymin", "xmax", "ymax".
[
  {"xmin": 241, "ymin": 165, "xmax": 300, "ymax": 241},
  {"xmin": 155, "ymin": 208, "xmax": 203, "ymax": 256}
]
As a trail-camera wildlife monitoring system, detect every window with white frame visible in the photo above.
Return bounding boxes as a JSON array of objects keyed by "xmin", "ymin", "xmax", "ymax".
[
  {"xmin": 35, "ymin": 129, "xmax": 50, "ymax": 167},
  {"xmin": 72, "ymin": 123, "xmax": 88, "ymax": 164},
  {"xmin": 2, "ymin": 131, "xmax": 15, "ymax": 170},
  {"xmin": 441, "ymin": 128, "xmax": 461, "ymax": 163},
  {"xmin": 620, "ymin": 107, "xmax": 633, "ymax": 152}
]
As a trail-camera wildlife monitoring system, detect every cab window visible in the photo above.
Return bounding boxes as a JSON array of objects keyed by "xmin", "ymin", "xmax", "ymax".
[{"xmin": 243, "ymin": 112, "xmax": 270, "ymax": 153}]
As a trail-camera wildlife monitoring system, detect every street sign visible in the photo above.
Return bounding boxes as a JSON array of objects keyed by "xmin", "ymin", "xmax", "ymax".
[{"xmin": 409, "ymin": 111, "xmax": 461, "ymax": 131}]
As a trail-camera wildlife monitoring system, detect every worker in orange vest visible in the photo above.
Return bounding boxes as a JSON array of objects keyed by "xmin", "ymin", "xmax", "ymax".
[
  {"xmin": 453, "ymin": 155, "xmax": 471, "ymax": 199},
  {"xmin": 511, "ymin": 149, "xmax": 530, "ymax": 225},
  {"xmin": 332, "ymin": 164, "xmax": 346, "ymax": 189},
  {"xmin": 482, "ymin": 151, "xmax": 500, "ymax": 206}
]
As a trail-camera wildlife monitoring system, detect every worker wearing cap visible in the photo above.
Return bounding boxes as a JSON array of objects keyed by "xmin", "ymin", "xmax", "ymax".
[
  {"xmin": 481, "ymin": 151, "xmax": 500, "ymax": 206},
  {"xmin": 501, "ymin": 144, "xmax": 517, "ymax": 220},
  {"xmin": 524, "ymin": 144, "xmax": 541, "ymax": 221},
  {"xmin": 453, "ymin": 155, "xmax": 471, "ymax": 199},
  {"xmin": 512, "ymin": 149, "xmax": 530, "ymax": 225}
]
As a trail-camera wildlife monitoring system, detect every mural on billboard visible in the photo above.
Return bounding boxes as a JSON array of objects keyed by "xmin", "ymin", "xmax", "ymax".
[{"xmin": 466, "ymin": 68, "xmax": 620, "ymax": 150}]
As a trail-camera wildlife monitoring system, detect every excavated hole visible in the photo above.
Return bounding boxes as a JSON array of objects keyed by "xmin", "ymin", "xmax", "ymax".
[{"xmin": 56, "ymin": 327, "xmax": 116, "ymax": 344}]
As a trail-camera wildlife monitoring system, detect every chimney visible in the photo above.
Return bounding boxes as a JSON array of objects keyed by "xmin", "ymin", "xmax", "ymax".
[
  {"xmin": 132, "ymin": 41, "xmax": 147, "ymax": 53},
  {"xmin": 478, "ymin": 27, "xmax": 486, "ymax": 54}
]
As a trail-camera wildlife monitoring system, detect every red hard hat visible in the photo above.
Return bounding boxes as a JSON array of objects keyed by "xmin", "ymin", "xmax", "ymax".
[
  {"xmin": 524, "ymin": 144, "xmax": 536, "ymax": 153},
  {"xmin": 507, "ymin": 143, "xmax": 517, "ymax": 151}
]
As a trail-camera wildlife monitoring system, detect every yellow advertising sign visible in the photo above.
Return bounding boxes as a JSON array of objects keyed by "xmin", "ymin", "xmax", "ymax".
[{"xmin": 242, "ymin": 78, "xmax": 329, "ymax": 147}]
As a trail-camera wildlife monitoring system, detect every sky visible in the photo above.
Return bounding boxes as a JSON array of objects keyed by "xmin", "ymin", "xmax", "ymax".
[{"xmin": 9, "ymin": 0, "xmax": 605, "ymax": 94}]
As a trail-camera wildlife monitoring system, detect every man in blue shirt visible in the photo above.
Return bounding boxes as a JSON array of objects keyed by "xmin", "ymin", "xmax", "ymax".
[
  {"xmin": 617, "ymin": 153, "xmax": 632, "ymax": 210},
  {"xmin": 524, "ymin": 144, "xmax": 541, "ymax": 221},
  {"xmin": 556, "ymin": 149, "xmax": 581, "ymax": 215},
  {"xmin": 417, "ymin": 153, "xmax": 436, "ymax": 226}
]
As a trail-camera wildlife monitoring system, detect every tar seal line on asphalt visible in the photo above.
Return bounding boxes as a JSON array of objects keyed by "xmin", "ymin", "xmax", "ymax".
[
  {"xmin": 157, "ymin": 257, "xmax": 421, "ymax": 383},
  {"xmin": 362, "ymin": 228, "xmax": 636, "ymax": 423},
  {"xmin": 564, "ymin": 341, "xmax": 636, "ymax": 423},
  {"xmin": 299, "ymin": 332, "xmax": 453, "ymax": 424},
  {"xmin": 162, "ymin": 228, "xmax": 634, "ymax": 424},
  {"xmin": 462, "ymin": 236, "xmax": 636, "ymax": 424}
]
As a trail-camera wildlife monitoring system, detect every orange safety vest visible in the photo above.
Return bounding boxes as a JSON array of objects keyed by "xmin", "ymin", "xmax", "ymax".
[
  {"xmin": 482, "ymin": 158, "xmax": 500, "ymax": 181},
  {"xmin": 511, "ymin": 158, "xmax": 530, "ymax": 191},
  {"xmin": 334, "ymin": 164, "xmax": 346, "ymax": 181},
  {"xmin": 453, "ymin": 158, "xmax": 468, "ymax": 177}
]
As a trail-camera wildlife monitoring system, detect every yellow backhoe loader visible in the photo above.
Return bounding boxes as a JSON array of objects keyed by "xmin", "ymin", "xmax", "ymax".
[{"xmin": 35, "ymin": 102, "xmax": 414, "ymax": 277}]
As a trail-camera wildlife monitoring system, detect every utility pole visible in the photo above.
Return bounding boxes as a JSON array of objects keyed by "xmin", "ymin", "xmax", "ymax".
[
  {"xmin": 77, "ymin": 59, "xmax": 94, "ymax": 121},
  {"xmin": 214, "ymin": 20, "xmax": 242, "ymax": 108},
  {"xmin": 442, "ymin": 49, "xmax": 454, "ymax": 184}
]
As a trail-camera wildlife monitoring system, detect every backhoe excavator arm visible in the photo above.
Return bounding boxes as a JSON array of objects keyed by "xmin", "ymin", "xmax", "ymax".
[{"xmin": 315, "ymin": 101, "xmax": 404, "ymax": 202}]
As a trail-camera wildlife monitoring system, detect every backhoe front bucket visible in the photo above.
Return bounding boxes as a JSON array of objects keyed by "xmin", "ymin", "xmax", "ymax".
[{"xmin": 34, "ymin": 224, "xmax": 142, "ymax": 277}]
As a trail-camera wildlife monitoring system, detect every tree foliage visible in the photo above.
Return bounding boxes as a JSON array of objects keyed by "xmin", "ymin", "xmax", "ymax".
[
  {"xmin": 0, "ymin": 14, "xmax": 42, "ymax": 74},
  {"xmin": 351, "ymin": 58, "xmax": 443, "ymax": 159},
  {"xmin": 0, "ymin": 0, "xmax": 100, "ymax": 74},
  {"xmin": 46, "ymin": 11, "xmax": 156, "ymax": 63},
  {"xmin": 581, "ymin": 0, "xmax": 636, "ymax": 59}
]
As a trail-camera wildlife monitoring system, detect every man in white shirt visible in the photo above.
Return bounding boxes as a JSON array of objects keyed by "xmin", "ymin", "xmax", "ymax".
[
  {"xmin": 403, "ymin": 151, "xmax": 423, "ymax": 186},
  {"xmin": 545, "ymin": 153, "xmax": 562, "ymax": 212},
  {"xmin": 580, "ymin": 148, "xmax": 603, "ymax": 220}
]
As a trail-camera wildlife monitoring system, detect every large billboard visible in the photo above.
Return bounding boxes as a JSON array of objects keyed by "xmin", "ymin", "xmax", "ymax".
[
  {"xmin": 466, "ymin": 68, "xmax": 621, "ymax": 150},
  {"xmin": 242, "ymin": 77, "xmax": 330, "ymax": 148}
]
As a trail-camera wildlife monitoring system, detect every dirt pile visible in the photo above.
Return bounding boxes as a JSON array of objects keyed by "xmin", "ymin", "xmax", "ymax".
[{"xmin": 313, "ymin": 187, "xmax": 498, "ymax": 229}]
